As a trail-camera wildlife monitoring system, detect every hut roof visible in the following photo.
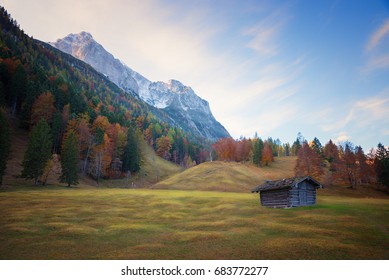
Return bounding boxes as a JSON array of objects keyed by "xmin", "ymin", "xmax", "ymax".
[{"xmin": 251, "ymin": 176, "xmax": 322, "ymax": 193}]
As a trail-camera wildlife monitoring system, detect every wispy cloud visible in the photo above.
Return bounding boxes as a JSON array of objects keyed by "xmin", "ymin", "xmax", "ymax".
[
  {"xmin": 363, "ymin": 18, "xmax": 389, "ymax": 73},
  {"xmin": 243, "ymin": 6, "xmax": 290, "ymax": 57},
  {"xmin": 366, "ymin": 19, "xmax": 389, "ymax": 52},
  {"xmin": 364, "ymin": 54, "xmax": 389, "ymax": 72},
  {"xmin": 320, "ymin": 88, "xmax": 389, "ymax": 137}
]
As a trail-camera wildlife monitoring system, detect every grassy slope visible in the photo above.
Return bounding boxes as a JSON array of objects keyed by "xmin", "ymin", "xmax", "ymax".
[
  {"xmin": 0, "ymin": 188, "xmax": 388, "ymax": 259},
  {"xmin": 153, "ymin": 157, "xmax": 296, "ymax": 192}
]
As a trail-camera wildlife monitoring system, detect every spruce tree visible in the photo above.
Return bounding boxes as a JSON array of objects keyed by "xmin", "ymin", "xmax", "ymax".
[
  {"xmin": 21, "ymin": 118, "xmax": 52, "ymax": 185},
  {"xmin": 0, "ymin": 110, "xmax": 11, "ymax": 185},
  {"xmin": 60, "ymin": 130, "xmax": 79, "ymax": 187},
  {"xmin": 122, "ymin": 126, "xmax": 140, "ymax": 173},
  {"xmin": 375, "ymin": 143, "xmax": 389, "ymax": 187}
]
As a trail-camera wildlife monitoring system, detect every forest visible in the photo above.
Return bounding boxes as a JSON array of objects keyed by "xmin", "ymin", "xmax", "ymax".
[
  {"xmin": 0, "ymin": 6, "xmax": 210, "ymax": 186},
  {"xmin": 0, "ymin": 5, "xmax": 388, "ymax": 192}
]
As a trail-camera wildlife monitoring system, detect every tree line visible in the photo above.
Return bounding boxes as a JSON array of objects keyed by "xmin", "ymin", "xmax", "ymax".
[{"xmin": 211, "ymin": 134, "xmax": 389, "ymax": 191}]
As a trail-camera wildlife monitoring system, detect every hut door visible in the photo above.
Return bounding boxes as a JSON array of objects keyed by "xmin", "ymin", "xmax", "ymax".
[{"xmin": 299, "ymin": 184, "xmax": 307, "ymax": 205}]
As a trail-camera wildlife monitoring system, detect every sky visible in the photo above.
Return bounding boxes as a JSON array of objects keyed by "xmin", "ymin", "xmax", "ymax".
[{"xmin": 1, "ymin": 0, "xmax": 389, "ymax": 151}]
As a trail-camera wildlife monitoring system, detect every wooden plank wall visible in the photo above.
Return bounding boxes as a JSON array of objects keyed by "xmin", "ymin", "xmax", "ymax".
[
  {"xmin": 260, "ymin": 189, "xmax": 289, "ymax": 208},
  {"xmin": 288, "ymin": 181, "xmax": 316, "ymax": 207}
]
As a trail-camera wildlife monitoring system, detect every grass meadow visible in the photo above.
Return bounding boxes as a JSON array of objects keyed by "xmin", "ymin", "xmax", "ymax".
[{"xmin": 1, "ymin": 187, "xmax": 388, "ymax": 259}]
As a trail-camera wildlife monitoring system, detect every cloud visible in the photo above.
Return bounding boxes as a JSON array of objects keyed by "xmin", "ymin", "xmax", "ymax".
[
  {"xmin": 366, "ymin": 19, "xmax": 389, "ymax": 52},
  {"xmin": 334, "ymin": 132, "xmax": 351, "ymax": 144},
  {"xmin": 319, "ymin": 89, "xmax": 389, "ymax": 145},
  {"xmin": 363, "ymin": 18, "xmax": 389, "ymax": 73},
  {"xmin": 243, "ymin": 6, "xmax": 290, "ymax": 56},
  {"xmin": 363, "ymin": 54, "xmax": 389, "ymax": 72}
]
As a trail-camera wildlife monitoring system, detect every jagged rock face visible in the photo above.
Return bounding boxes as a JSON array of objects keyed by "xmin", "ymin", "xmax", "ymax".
[{"xmin": 51, "ymin": 32, "xmax": 230, "ymax": 141}]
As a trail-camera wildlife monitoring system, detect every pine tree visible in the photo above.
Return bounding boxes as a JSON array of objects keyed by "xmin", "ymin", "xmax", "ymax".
[
  {"xmin": 60, "ymin": 130, "xmax": 79, "ymax": 187},
  {"xmin": 0, "ymin": 110, "xmax": 11, "ymax": 185},
  {"xmin": 21, "ymin": 119, "xmax": 52, "ymax": 185}
]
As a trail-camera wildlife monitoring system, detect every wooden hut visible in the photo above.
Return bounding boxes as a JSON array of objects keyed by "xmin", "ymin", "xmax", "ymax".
[{"xmin": 252, "ymin": 176, "xmax": 322, "ymax": 208}]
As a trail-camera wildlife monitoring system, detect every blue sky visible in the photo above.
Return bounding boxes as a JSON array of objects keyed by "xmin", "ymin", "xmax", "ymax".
[{"xmin": 1, "ymin": 0, "xmax": 389, "ymax": 151}]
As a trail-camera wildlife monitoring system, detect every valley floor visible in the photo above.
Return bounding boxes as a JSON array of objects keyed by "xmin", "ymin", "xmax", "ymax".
[{"xmin": 0, "ymin": 187, "xmax": 388, "ymax": 259}]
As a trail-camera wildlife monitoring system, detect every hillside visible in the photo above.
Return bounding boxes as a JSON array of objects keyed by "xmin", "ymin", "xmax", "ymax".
[
  {"xmin": 152, "ymin": 158, "xmax": 296, "ymax": 193},
  {"xmin": 152, "ymin": 158, "xmax": 387, "ymax": 198},
  {"xmin": 2, "ymin": 114, "xmax": 181, "ymax": 189}
]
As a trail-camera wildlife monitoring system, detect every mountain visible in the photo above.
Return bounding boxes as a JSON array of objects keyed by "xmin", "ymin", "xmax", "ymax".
[{"xmin": 51, "ymin": 32, "xmax": 230, "ymax": 141}]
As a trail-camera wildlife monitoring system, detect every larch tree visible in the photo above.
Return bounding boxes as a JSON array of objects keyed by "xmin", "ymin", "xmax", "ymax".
[
  {"xmin": 323, "ymin": 139, "xmax": 338, "ymax": 163},
  {"xmin": 21, "ymin": 118, "xmax": 52, "ymax": 185},
  {"xmin": 355, "ymin": 146, "xmax": 371, "ymax": 185},
  {"xmin": 261, "ymin": 141, "xmax": 274, "ymax": 166},
  {"xmin": 332, "ymin": 142, "xmax": 358, "ymax": 189},
  {"xmin": 60, "ymin": 130, "xmax": 79, "ymax": 187},
  {"xmin": 294, "ymin": 141, "xmax": 323, "ymax": 179},
  {"xmin": 156, "ymin": 136, "xmax": 172, "ymax": 160},
  {"xmin": 212, "ymin": 138, "xmax": 236, "ymax": 161},
  {"xmin": 30, "ymin": 91, "xmax": 56, "ymax": 126}
]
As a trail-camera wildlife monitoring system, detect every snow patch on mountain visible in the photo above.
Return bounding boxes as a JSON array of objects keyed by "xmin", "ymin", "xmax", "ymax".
[{"xmin": 50, "ymin": 32, "xmax": 230, "ymax": 141}]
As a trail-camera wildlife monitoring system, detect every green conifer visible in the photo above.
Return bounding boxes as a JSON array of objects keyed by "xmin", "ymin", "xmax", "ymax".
[
  {"xmin": 59, "ymin": 130, "xmax": 79, "ymax": 187},
  {"xmin": 21, "ymin": 118, "xmax": 52, "ymax": 185}
]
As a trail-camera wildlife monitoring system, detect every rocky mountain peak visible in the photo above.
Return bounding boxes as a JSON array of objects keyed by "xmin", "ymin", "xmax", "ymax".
[{"xmin": 51, "ymin": 32, "xmax": 230, "ymax": 141}]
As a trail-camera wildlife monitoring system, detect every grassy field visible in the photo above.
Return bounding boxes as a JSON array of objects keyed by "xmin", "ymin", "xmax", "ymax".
[{"xmin": 0, "ymin": 187, "xmax": 388, "ymax": 259}]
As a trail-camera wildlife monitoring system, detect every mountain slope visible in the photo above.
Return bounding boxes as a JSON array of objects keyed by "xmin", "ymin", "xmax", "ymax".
[{"xmin": 51, "ymin": 32, "xmax": 230, "ymax": 141}]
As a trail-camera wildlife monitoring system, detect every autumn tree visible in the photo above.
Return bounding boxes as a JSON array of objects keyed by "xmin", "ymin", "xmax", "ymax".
[
  {"xmin": 0, "ymin": 110, "xmax": 11, "ymax": 185},
  {"xmin": 156, "ymin": 136, "xmax": 172, "ymax": 160},
  {"xmin": 323, "ymin": 139, "xmax": 338, "ymax": 163},
  {"xmin": 213, "ymin": 138, "xmax": 236, "ymax": 161},
  {"xmin": 235, "ymin": 137, "xmax": 252, "ymax": 162},
  {"xmin": 60, "ymin": 130, "xmax": 79, "ymax": 187},
  {"xmin": 294, "ymin": 141, "xmax": 323, "ymax": 178},
  {"xmin": 21, "ymin": 119, "xmax": 52, "ymax": 185},
  {"xmin": 261, "ymin": 141, "xmax": 274, "ymax": 166},
  {"xmin": 310, "ymin": 137, "xmax": 323, "ymax": 158},
  {"xmin": 30, "ymin": 91, "xmax": 56, "ymax": 126},
  {"xmin": 39, "ymin": 154, "xmax": 61, "ymax": 186},
  {"xmin": 332, "ymin": 142, "xmax": 358, "ymax": 189}
]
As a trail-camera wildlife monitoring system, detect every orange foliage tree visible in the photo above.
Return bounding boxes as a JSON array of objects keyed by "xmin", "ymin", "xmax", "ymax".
[
  {"xmin": 294, "ymin": 141, "xmax": 323, "ymax": 178},
  {"xmin": 261, "ymin": 141, "xmax": 274, "ymax": 166},
  {"xmin": 212, "ymin": 138, "xmax": 236, "ymax": 161},
  {"xmin": 30, "ymin": 91, "xmax": 56, "ymax": 125},
  {"xmin": 156, "ymin": 136, "xmax": 172, "ymax": 160}
]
